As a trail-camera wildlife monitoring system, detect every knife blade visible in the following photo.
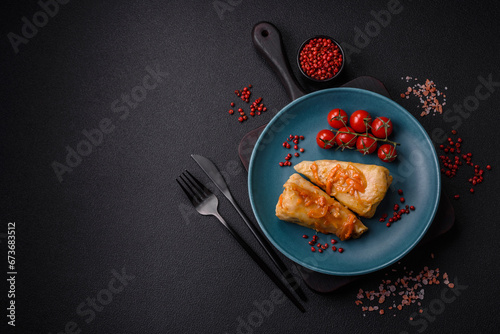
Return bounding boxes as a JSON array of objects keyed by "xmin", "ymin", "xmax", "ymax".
[{"xmin": 191, "ymin": 154, "xmax": 308, "ymax": 302}]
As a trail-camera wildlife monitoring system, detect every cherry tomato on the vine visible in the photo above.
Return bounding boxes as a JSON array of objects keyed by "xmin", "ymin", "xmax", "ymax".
[
  {"xmin": 349, "ymin": 110, "xmax": 372, "ymax": 133},
  {"xmin": 378, "ymin": 144, "xmax": 397, "ymax": 162},
  {"xmin": 356, "ymin": 136, "xmax": 378, "ymax": 155},
  {"xmin": 371, "ymin": 117, "xmax": 393, "ymax": 139},
  {"xmin": 327, "ymin": 108, "xmax": 348, "ymax": 129},
  {"xmin": 316, "ymin": 129, "xmax": 336, "ymax": 149},
  {"xmin": 335, "ymin": 127, "xmax": 357, "ymax": 149}
]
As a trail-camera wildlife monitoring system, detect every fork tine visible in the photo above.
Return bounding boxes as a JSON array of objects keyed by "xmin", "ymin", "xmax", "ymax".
[
  {"xmin": 179, "ymin": 173, "xmax": 203, "ymax": 203},
  {"xmin": 183, "ymin": 170, "xmax": 211, "ymax": 198},
  {"xmin": 176, "ymin": 176, "xmax": 199, "ymax": 205}
]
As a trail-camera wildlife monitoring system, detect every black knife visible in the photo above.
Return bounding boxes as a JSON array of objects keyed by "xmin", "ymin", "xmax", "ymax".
[{"xmin": 191, "ymin": 154, "xmax": 308, "ymax": 302}]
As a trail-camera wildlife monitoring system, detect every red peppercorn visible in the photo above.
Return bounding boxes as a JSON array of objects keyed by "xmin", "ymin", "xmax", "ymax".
[
  {"xmin": 487, "ymin": 165, "xmax": 492, "ymax": 170},
  {"xmin": 300, "ymin": 136, "xmax": 305, "ymax": 140},
  {"xmin": 451, "ymin": 130, "xmax": 457, "ymax": 134},
  {"xmin": 295, "ymin": 153, "xmax": 300, "ymax": 157},
  {"xmin": 410, "ymin": 206, "xmax": 415, "ymax": 210},
  {"xmin": 228, "ymin": 109, "xmax": 234, "ymax": 115},
  {"xmin": 389, "ymin": 218, "xmax": 394, "ymax": 223},
  {"xmin": 394, "ymin": 204, "xmax": 399, "ymax": 211},
  {"xmin": 338, "ymin": 248, "xmax": 344, "ymax": 253},
  {"xmin": 332, "ymin": 246, "xmax": 337, "ymax": 251},
  {"xmin": 311, "ymin": 247, "xmax": 316, "ymax": 252},
  {"xmin": 279, "ymin": 162, "xmax": 284, "ymax": 167},
  {"xmin": 331, "ymin": 239, "xmax": 337, "ymax": 244},
  {"xmin": 300, "ymin": 148, "xmax": 305, "ymax": 153},
  {"xmin": 454, "ymin": 195, "xmax": 460, "ymax": 200},
  {"xmin": 398, "ymin": 189, "xmax": 403, "ymax": 195},
  {"xmin": 386, "ymin": 223, "xmax": 391, "ymax": 227},
  {"xmin": 400, "ymin": 197, "xmax": 405, "ymax": 203},
  {"xmin": 470, "ymin": 188, "xmax": 474, "ymax": 193},
  {"xmin": 299, "ymin": 37, "xmax": 343, "ymax": 81},
  {"xmin": 238, "ymin": 117, "xmax": 243, "ymax": 122}
]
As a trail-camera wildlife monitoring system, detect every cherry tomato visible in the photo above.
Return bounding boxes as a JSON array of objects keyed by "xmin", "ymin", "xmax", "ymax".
[
  {"xmin": 316, "ymin": 129, "xmax": 335, "ymax": 149},
  {"xmin": 356, "ymin": 136, "xmax": 378, "ymax": 155},
  {"xmin": 371, "ymin": 117, "xmax": 393, "ymax": 139},
  {"xmin": 378, "ymin": 144, "xmax": 397, "ymax": 162},
  {"xmin": 349, "ymin": 110, "xmax": 372, "ymax": 133},
  {"xmin": 335, "ymin": 127, "xmax": 357, "ymax": 148},
  {"xmin": 327, "ymin": 108, "xmax": 348, "ymax": 129}
]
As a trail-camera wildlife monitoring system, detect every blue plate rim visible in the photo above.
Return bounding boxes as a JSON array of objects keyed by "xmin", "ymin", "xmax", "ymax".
[{"xmin": 248, "ymin": 87, "xmax": 441, "ymax": 276}]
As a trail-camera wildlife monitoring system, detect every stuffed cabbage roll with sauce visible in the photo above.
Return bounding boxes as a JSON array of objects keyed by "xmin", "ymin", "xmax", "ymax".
[
  {"xmin": 294, "ymin": 160, "xmax": 392, "ymax": 218},
  {"xmin": 275, "ymin": 173, "xmax": 368, "ymax": 241}
]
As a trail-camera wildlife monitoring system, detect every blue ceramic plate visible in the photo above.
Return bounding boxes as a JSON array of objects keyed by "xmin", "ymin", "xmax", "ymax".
[{"xmin": 248, "ymin": 88, "xmax": 440, "ymax": 276}]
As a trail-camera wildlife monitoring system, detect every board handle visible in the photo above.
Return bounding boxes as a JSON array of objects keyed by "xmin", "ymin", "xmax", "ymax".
[{"xmin": 252, "ymin": 22, "xmax": 306, "ymax": 101}]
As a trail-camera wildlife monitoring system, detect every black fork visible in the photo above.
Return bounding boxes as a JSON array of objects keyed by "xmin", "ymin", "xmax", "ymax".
[{"xmin": 176, "ymin": 170, "xmax": 305, "ymax": 313}]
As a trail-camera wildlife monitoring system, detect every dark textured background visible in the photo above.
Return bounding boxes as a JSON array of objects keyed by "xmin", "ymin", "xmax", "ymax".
[{"xmin": 1, "ymin": 0, "xmax": 499, "ymax": 333}]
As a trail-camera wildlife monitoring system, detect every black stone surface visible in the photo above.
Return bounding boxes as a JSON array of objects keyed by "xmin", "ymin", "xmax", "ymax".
[{"xmin": 1, "ymin": 1, "xmax": 499, "ymax": 333}]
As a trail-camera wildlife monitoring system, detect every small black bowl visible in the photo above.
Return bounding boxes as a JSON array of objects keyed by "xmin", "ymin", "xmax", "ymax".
[{"xmin": 297, "ymin": 35, "xmax": 345, "ymax": 83}]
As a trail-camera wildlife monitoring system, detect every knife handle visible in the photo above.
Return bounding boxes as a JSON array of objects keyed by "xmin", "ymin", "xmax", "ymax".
[
  {"xmin": 229, "ymin": 198, "xmax": 308, "ymax": 302},
  {"xmin": 212, "ymin": 212, "xmax": 305, "ymax": 313}
]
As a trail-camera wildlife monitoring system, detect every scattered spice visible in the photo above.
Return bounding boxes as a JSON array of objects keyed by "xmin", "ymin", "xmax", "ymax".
[
  {"xmin": 356, "ymin": 266, "xmax": 453, "ymax": 317},
  {"xmin": 400, "ymin": 77, "xmax": 447, "ymax": 117},
  {"xmin": 299, "ymin": 37, "xmax": 343, "ymax": 81},
  {"xmin": 302, "ymin": 234, "xmax": 344, "ymax": 254},
  {"xmin": 279, "ymin": 134, "xmax": 306, "ymax": 167},
  {"xmin": 438, "ymin": 130, "xmax": 491, "ymax": 198},
  {"xmin": 378, "ymin": 188, "xmax": 415, "ymax": 226},
  {"xmin": 228, "ymin": 85, "xmax": 269, "ymax": 122}
]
